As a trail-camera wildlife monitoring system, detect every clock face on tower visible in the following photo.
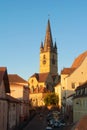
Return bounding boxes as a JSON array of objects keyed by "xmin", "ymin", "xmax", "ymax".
[{"xmin": 43, "ymin": 59, "xmax": 46, "ymax": 64}]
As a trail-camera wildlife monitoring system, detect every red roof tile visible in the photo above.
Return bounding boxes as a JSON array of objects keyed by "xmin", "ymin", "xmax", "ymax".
[
  {"xmin": 8, "ymin": 74, "xmax": 28, "ymax": 84},
  {"xmin": 31, "ymin": 73, "xmax": 49, "ymax": 82},
  {"xmin": 61, "ymin": 51, "xmax": 87, "ymax": 75},
  {"xmin": 39, "ymin": 73, "xmax": 49, "ymax": 82},
  {"xmin": 71, "ymin": 51, "xmax": 87, "ymax": 68},
  {"xmin": 61, "ymin": 68, "xmax": 75, "ymax": 74}
]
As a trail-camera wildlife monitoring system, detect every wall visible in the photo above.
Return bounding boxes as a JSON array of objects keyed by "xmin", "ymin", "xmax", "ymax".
[
  {"xmin": 61, "ymin": 57, "xmax": 87, "ymax": 98},
  {"xmin": 0, "ymin": 100, "xmax": 8, "ymax": 130},
  {"xmin": 0, "ymin": 80, "xmax": 8, "ymax": 130},
  {"xmin": 55, "ymin": 84, "xmax": 62, "ymax": 108},
  {"xmin": 73, "ymin": 97, "xmax": 87, "ymax": 122},
  {"xmin": 29, "ymin": 93, "xmax": 46, "ymax": 106}
]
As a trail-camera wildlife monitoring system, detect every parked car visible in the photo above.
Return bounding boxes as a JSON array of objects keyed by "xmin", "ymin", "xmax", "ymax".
[
  {"xmin": 59, "ymin": 118, "xmax": 66, "ymax": 124},
  {"xmin": 45, "ymin": 126, "xmax": 53, "ymax": 130},
  {"xmin": 54, "ymin": 120, "xmax": 66, "ymax": 128},
  {"xmin": 48, "ymin": 118, "xmax": 55, "ymax": 127},
  {"xmin": 46, "ymin": 113, "xmax": 53, "ymax": 121}
]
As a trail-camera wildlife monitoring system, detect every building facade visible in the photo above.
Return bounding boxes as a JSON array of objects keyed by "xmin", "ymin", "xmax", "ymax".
[
  {"xmin": 8, "ymin": 74, "xmax": 30, "ymax": 121},
  {"xmin": 73, "ymin": 82, "xmax": 87, "ymax": 122},
  {"xmin": 61, "ymin": 51, "xmax": 87, "ymax": 100},
  {"xmin": 54, "ymin": 82, "xmax": 61, "ymax": 108},
  {"xmin": 6, "ymin": 95, "xmax": 20, "ymax": 130}
]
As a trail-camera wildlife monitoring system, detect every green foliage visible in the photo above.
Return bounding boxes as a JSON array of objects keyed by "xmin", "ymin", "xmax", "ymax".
[{"xmin": 44, "ymin": 92, "xmax": 59, "ymax": 106}]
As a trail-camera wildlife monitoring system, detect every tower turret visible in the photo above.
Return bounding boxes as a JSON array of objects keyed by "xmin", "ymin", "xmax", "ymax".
[
  {"xmin": 40, "ymin": 41, "xmax": 44, "ymax": 52},
  {"xmin": 53, "ymin": 41, "xmax": 57, "ymax": 53}
]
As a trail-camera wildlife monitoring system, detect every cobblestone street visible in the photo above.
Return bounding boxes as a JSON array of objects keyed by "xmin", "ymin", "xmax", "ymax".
[
  {"xmin": 14, "ymin": 107, "xmax": 74, "ymax": 130},
  {"xmin": 23, "ymin": 113, "xmax": 47, "ymax": 130},
  {"xmin": 21, "ymin": 109, "xmax": 74, "ymax": 130}
]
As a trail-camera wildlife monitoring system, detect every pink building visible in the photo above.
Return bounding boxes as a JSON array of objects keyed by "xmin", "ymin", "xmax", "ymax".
[{"xmin": 8, "ymin": 74, "xmax": 30, "ymax": 121}]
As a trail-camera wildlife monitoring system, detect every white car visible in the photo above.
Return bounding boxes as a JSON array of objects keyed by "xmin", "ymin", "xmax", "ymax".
[{"xmin": 45, "ymin": 126, "xmax": 53, "ymax": 130}]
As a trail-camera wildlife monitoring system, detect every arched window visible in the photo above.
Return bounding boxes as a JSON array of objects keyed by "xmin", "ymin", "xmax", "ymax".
[{"xmin": 43, "ymin": 55, "xmax": 46, "ymax": 59}]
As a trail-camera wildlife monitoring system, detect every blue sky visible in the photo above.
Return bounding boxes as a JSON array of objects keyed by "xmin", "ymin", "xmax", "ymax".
[{"xmin": 0, "ymin": 0, "xmax": 87, "ymax": 80}]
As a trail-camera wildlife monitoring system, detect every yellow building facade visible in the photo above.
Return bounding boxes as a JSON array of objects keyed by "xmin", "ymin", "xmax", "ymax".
[{"xmin": 54, "ymin": 83, "xmax": 62, "ymax": 108}]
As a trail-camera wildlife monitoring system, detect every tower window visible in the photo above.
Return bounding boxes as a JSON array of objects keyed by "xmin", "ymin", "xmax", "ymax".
[{"xmin": 43, "ymin": 55, "xmax": 46, "ymax": 59}]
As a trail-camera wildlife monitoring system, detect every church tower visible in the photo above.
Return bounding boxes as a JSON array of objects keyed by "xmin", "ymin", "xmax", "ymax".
[
  {"xmin": 28, "ymin": 19, "xmax": 59, "ymax": 107},
  {"xmin": 40, "ymin": 19, "xmax": 58, "ymax": 75}
]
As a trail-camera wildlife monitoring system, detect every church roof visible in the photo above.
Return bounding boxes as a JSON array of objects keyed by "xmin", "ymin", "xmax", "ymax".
[
  {"xmin": 71, "ymin": 51, "xmax": 87, "ymax": 68},
  {"xmin": 31, "ymin": 73, "xmax": 49, "ymax": 82},
  {"xmin": 39, "ymin": 73, "xmax": 49, "ymax": 82}
]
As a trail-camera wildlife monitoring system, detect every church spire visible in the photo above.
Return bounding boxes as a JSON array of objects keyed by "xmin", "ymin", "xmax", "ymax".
[
  {"xmin": 40, "ymin": 41, "xmax": 44, "ymax": 52},
  {"xmin": 44, "ymin": 19, "xmax": 53, "ymax": 51}
]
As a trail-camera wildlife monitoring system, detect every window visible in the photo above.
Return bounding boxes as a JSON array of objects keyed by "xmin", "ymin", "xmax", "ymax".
[
  {"xmin": 31, "ymin": 86, "xmax": 34, "ymax": 93},
  {"xmin": 72, "ymin": 83, "xmax": 75, "ymax": 89},
  {"xmin": 77, "ymin": 90, "xmax": 81, "ymax": 95},
  {"xmin": 31, "ymin": 79, "xmax": 34, "ymax": 83},
  {"xmin": 85, "ymin": 88, "xmax": 87, "ymax": 94},
  {"xmin": 62, "ymin": 86, "xmax": 65, "ymax": 89},
  {"xmin": 43, "ymin": 55, "xmax": 46, "ymax": 59},
  {"xmin": 81, "ymin": 88, "xmax": 85, "ymax": 95}
]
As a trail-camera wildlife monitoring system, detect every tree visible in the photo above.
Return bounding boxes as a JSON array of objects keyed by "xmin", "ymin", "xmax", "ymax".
[{"xmin": 44, "ymin": 92, "xmax": 59, "ymax": 106}]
